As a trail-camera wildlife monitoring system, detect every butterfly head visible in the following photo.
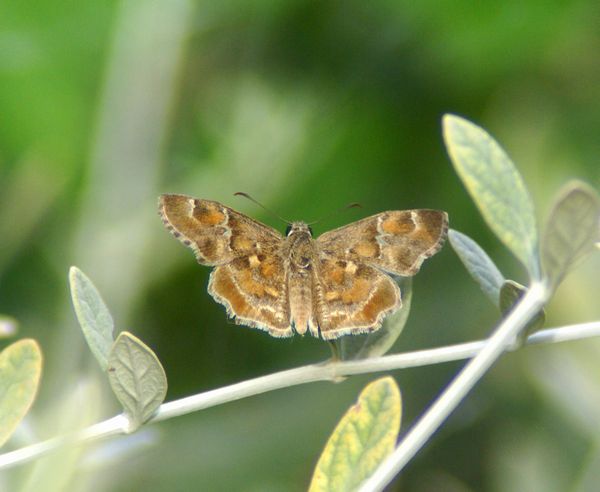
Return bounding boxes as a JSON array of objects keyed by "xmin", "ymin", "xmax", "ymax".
[{"xmin": 285, "ymin": 222, "xmax": 313, "ymax": 238}]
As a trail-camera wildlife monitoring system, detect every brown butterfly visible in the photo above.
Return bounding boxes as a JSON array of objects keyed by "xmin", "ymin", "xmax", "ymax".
[{"xmin": 159, "ymin": 194, "xmax": 448, "ymax": 340}]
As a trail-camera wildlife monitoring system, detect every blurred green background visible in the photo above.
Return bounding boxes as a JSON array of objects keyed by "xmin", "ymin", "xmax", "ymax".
[{"xmin": 1, "ymin": 0, "xmax": 599, "ymax": 490}]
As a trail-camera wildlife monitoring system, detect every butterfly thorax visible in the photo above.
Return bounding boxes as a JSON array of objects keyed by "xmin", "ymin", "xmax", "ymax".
[{"xmin": 285, "ymin": 222, "xmax": 316, "ymax": 270}]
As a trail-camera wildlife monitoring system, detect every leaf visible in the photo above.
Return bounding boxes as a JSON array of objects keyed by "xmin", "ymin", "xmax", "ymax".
[
  {"xmin": 541, "ymin": 181, "xmax": 600, "ymax": 291},
  {"xmin": 107, "ymin": 332, "xmax": 167, "ymax": 431},
  {"xmin": 449, "ymin": 229, "xmax": 505, "ymax": 307},
  {"xmin": 309, "ymin": 376, "xmax": 401, "ymax": 492},
  {"xmin": 499, "ymin": 280, "xmax": 545, "ymax": 343},
  {"xmin": 69, "ymin": 266, "xmax": 115, "ymax": 370},
  {"xmin": 339, "ymin": 279, "xmax": 412, "ymax": 360},
  {"xmin": 0, "ymin": 339, "xmax": 42, "ymax": 447},
  {"xmin": 443, "ymin": 114, "xmax": 540, "ymax": 279}
]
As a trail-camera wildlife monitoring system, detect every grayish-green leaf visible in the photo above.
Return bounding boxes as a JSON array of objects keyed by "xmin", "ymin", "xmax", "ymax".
[
  {"xmin": 339, "ymin": 278, "xmax": 412, "ymax": 360},
  {"xmin": 69, "ymin": 266, "xmax": 115, "ymax": 370},
  {"xmin": 0, "ymin": 339, "xmax": 42, "ymax": 447},
  {"xmin": 108, "ymin": 332, "xmax": 167, "ymax": 431},
  {"xmin": 443, "ymin": 114, "xmax": 540, "ymax": 279},
  {"xmin": 541, "ymin": 181, "xmax": 600, "ymax": 291},
  {"xmin": 499, "ymin": 280, "xmax": 545, "ymax": 343},
  {"xmin": 449, "ymin": 229, "xmax": 505, "ymax": 306}
]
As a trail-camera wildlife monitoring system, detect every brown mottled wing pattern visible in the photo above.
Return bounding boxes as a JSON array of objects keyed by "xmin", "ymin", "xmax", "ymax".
[
  {"xmin": 159, "ymin": 194, "xmax": 292, "ymax": 337},
  {"xmin": 315, "ymin": 210, "xmax": 448, "ymax": 339},
  {"xmin": 315, "ymin": 257, "xmax": 401, "ymax": 339}
]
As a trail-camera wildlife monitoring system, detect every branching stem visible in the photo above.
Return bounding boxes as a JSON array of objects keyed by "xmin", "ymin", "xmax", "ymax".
[
  {"xmin": 2, "ymin": 308, "xmax": 598, "ymax": 472},
  {"xmin": 359, "ymin": 282, "xmax": 550, "ymax": 491}
]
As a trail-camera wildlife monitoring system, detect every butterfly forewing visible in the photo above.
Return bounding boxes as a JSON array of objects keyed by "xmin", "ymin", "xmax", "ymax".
[
  {"xmin": 159, "ymin": 194, "xmax": 291, "ymax": 336},
  {"xmin": 316, "ymin": 210, "xmax": 448, "ymax": 276}
]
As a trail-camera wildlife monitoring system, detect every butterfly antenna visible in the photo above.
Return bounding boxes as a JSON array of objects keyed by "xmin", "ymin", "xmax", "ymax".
[
  {"xmin": 306, "ymin": 202, "xmax": 362, "ymax": 226},
  {"xmin": 234, "ymin": 192, "xmax": 291, "ymax": 224}
]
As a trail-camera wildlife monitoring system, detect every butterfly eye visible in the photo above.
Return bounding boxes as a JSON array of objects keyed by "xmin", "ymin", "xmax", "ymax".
[{"xmin": 285, "ymin": 225, "xmax": 292, "ymax": 236}]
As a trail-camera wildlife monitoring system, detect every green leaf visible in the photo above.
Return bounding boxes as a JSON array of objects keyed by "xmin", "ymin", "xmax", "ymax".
[
  {"xmin": 309, "ymin": 376, "xmax": 401, "ymax": 492},
  {"xmin": 107, "ymin": 332, "xmax": 167, "ymax": 431},
  {"xmin": 449, "ymin": 229, "xmax": 505, "ymax": 306},
  {"xmin": 499, "ymin": 280, "xmax": 545, "ymax": 343},
  {"xmin": 0, "ymin": 339, "xmax": 42, "ymax": 447},
  {"xmin": 69, "ymin": 266, "xmax": 115, "ymax": 370},
  {"xmin": 339, "ymin": 278, "xmax": 412, "ymax": 360},
  {"xmin": 443, "ymin": 114, "xmax": 540, "ymax": 279},
  {"xmin": 541, "ymin": 181, "xmax": 600, "ymax": 291}
]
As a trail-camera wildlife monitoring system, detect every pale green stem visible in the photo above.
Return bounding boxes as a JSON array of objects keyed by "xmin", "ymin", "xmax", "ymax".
[{"xmin": 2, "ymin": 313, "xmax": 598, "ymax": 472}]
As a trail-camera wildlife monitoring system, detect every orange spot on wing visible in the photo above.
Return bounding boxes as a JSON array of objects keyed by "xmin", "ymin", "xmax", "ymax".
[
  {"xmin": 353, "ymin": 241, "xmax": 378, "ymax": 257},
  {"xmin": 195, "ymin": 203, "xmax": 226, "ymax": 225},
  {"xmin": 341, "ymin": 278, "xmax": 370, "ymax": 303},
  {"xmin": 238, "ymin": 269, "xmax": 265, "ymax": 296},
  {"xmin": 213, "ymin": 269, "xmax": 250, "ymax": 315},
  {"xmin": 381, "ymin": 216, "xmax": 415, "ymax": 235},
  {"xmin": 260, "ymin": 258, "xmax": 278, "ymax": 278},
  {"xmin": 325, "ymin": 264, "xmax": 345, "ymax": 284},
  {"xmin": 412, "ymin": 227, "xmax": 435, "ymax": 243},
  {"xmin": 232, "ymin": 235, "xmax": 254, "ymax": 251},
  {"xmin": 360, "ymin": 281, "xmax": 397, "ymax": 322}
]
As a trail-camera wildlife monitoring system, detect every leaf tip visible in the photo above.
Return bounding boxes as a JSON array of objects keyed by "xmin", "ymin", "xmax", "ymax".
[
  {"xmin": 68, "ymin": 265, "xmax": 81, "ymax": 282},
  {"xmin": 442, "ymin": 112, "xmax": 463, "ymax": 127}
]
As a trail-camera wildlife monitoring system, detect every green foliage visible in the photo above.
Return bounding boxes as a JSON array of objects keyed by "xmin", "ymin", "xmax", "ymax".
[
  {"xmin": 69, "ymin": 267, "xmax": 115, "ymax": 371},
  {"xmin": 541, "ymin": 181, "xmax": 600, "ymax": 292},
  {"xmin": 309, "ymin": 377, "xmax": 401, "ymax": 492},
  {"xmin": 443, "ymin": 115, "xmax": 540, "ymax": 279},
  {"xmin": 339, "ymin": 278, "xmax": 412, "ymax": 360},
  {"xmin": 69, "ymin": 267, "xmax": 167, "ymax": 430},
  {"xmin": 107, "ymin": 332, "xmax": 167, "ymax": 431},
  {"xmin": 0, "ymin": 339, "xmax": 42, "ymax": 447},
  {"xmin": 449, "ymin": 229, "xmax": 505, "ymax": 307},
  {"xmin": 445, "ymin": 121, "xmax": 597, "ymax": 339}
]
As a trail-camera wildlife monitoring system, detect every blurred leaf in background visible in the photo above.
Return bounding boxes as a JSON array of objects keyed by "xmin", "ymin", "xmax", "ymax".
[
  {"xmin": 1, "ymin": 0, "xmax": 599, "ymax": 490},
  {"xmin": 0, "ymin": 339, "xmax": 42, "ymax": 448}
]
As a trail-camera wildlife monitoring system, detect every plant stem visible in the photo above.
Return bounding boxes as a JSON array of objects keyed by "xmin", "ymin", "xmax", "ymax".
[
  {"xmin": 359, "ymin": 281, "xmax": 550, "ymax": 491},
  {"xmin": 2, "ymin": 310, "xmax": 597, "ymax": 471}
]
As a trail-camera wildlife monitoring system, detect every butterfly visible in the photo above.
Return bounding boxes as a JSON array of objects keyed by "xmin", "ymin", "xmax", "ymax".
[{"xmin": 159, "ymin": 194, "xmax": 448, "ymax": 340}]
